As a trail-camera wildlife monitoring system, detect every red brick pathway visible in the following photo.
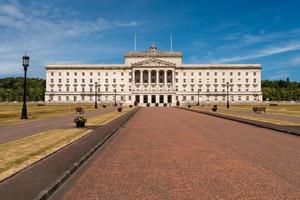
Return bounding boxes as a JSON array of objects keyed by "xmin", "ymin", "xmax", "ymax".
[{"xmin": 61, "ymin": 107, "xmax": 300, "ymax": 200}]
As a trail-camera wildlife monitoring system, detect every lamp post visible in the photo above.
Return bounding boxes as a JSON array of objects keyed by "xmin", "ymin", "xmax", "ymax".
[
  {"xmin": 226, "ymin": 82, "xmax": 230, "ymax": 109},
  {"xmin": 114, "ymin": 89, "xmax": 117, "ymax": 106},
  {"xmin": 197, "ymin": 89, "xmax": 200, "ymax": 106},
  {"xmin": 94, "ymin": 82, "xmax": 98, "ymax": 109},
  {"xmin": 21, "ymin": 53, "xmax": 29, "ymax": 119}
]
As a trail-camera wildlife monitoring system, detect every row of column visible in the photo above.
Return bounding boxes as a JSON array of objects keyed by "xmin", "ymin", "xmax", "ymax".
[{"xmin": 133, "ymin": 70, "xmax": 173, "ymax": 84}]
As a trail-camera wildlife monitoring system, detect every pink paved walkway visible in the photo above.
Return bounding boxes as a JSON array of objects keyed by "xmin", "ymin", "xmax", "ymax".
[{"xmin": 61, "ymin": 107, "xmax": 300, "ymax": 200}]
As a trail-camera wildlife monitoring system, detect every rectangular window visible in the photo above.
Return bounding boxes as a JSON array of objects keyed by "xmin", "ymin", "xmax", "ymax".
[{"xmin": 82, "ymin": 72, "xmax": 85, "ymax": 76}]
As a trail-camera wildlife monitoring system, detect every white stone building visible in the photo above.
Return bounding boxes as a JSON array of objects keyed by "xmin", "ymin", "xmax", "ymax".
[{"xmin": 45, "ymin": 44, "xmax": 262, "ymax": 106}]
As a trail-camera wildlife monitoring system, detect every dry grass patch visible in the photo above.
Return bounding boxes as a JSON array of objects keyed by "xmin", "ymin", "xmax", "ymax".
[
  {"xmin": 0, "ymin": 128, "xmax": 91, "ymax": 181},
  {"xmin": 0, "ymin": 103, "xmax": 104, "ymax": 125},
  {"xmin": 88, "ymin": 107, "xmax": 132, "ymax": 125},
  {"xmin": 217, "ymin": 112, "xmax": 300, "ymax": 125}
]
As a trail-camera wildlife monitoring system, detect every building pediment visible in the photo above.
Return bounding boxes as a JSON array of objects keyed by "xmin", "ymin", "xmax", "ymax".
[{"xmin": 132, "ymin": 58, "xmax": 176, "ymax": 68}]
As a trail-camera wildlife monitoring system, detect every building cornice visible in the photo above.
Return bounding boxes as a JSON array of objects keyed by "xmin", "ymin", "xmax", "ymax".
[
  {"xmin": 177, "ymin": 64, "xmax": 262, "ymax": 69},
  {"xmin": 46, "ymin": 63, "xmax": 261, "ymax": 70}
]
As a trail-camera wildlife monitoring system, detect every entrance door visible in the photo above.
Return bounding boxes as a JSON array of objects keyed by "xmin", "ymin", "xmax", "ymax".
[
  {"xmin": 159, "ymin": 95, "xmax": 164, "ymax": 103},
  {"xmin": 151, "ymin": 95, "xmax": 156, "ymax": 103},
  {"xmin": 135, "ymin": 95, "xmax": 140, "ymax": 103},
  {"xmin": 143, "ymin": 95, "xmax": 148, "ymax": 103},
  {"xmin": 167, "ymin": 95, "xmax": 172, "ymax": 103}
]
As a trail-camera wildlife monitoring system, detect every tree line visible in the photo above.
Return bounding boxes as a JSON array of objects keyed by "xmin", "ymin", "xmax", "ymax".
[
  {"xmin": 0, "ymin": 77, "xmax": 299, "ymax": 102},
  {"xmin": 0, "ymin": 77, "xmax": 45, "ymax": 102}
]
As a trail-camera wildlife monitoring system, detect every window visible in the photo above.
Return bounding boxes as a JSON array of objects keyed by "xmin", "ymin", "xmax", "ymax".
[
  {"xmin": 191, "ymin": 96, "xmax": 194, "ymax": 101},
  {"xmin": 214, "ymin": 72, "xmax": 217, "ymax": 76},
  {"xmin": 246, "ymin": 72, "xmax": 249, "ymax": 76},
  {"xmin": 66, "ymin": 86, "xmax": 69, "ymax": 92},
  {"xmin": 113, "ymin": 72, "xmax": 116, "ymax": 75},
  {"xmin": 59, "ymin": 72, "xmax": 62, "ymax": 76},
  {"xmin": 82, "ymin": 79, "xmax": 85, "ymax": 83},
  {"xmin": 214, "ymin": 78, "xmax": 217, "ymax": 83},
  {"xmin": 191, "ymin": 72, "xmax": 194, "ymax": 76},
  {"xmin": 254, "ymin": 78, "xmax": 257, "ymax": 83},
  {"xmin": 82, "ymin": 72, "xmax": 85, "ymax": 76},
  {"xmin": 105, "ymin": 79, "xmax": 108, "ymax": 83},
  {"xmin": 66, "ymin": 96, "xmax": 69, "ymax": 101},
  {"xmin": 222, "ymin": 72, "xmax": 225, "ymax": 76},
  {"xmin": 58, "ymin": 96, "xmax": 61, "ymax": 101},
  {"xmin": 113, "ymin": 79, "xmax": 116, "ymax": 83},
  {"xmin": 98, "ymin": 72, "xmax": 100, "ymax": 76},
  {"xmin": 183, "ymin": 72, "xmax": 186, "ymax": 76},
  {"xmin": 74, "ymin": 79, "xmax": 77, "ymax": 83},
  {"xmin": 51, "ymin": 79, "xmax": 54, "ymax": 83},
  {"xmin": 254, "ymin": 72, "xmax": 257, "ymax": 76},
  {"xmin": 74, "ymin": 87, "xmax": 77, "ymax": 92},
  {"xmin": 183, "ymin": 79, "xmax": 186, "ymax": 83},
  {"xmin": 191, "ymin": 79, "xmax": 194, "ymax": 83},
  {"xmin": 66, "ymin": 79, "xmax": 69, "ymax": 83},
  {"xmin": 222, "ymin": 78, "xmax": 225, "ymax": 83},
  {"xmin": 230, "ymin": 72, "xmax": 233, "ymax": 76},
  {"xmin": 246, "ymin": 78, "xmax": 249, "ymax": 83},
  {"xmin": 176, "ymin": 78, "xmax": 178, "ymax": 83},
  {"xmin": 74, "ymin": 72, "xmax": 77, "ymax": 76},
  {"xmin": 90, "ymin": 72, "xmax": 93, "ymax": 76},
  {"xmin": 106, "ymin": 72, "xmax": 108, "ymax": 76},
  {"xmin": 246, "ymin": 96, "xmax": 249, "ymax": 101},
  {"xmin": 199, "ymin": 72, "xmax": 202, "ymax": 76},
  {"xmin": 67, "ymin": 72, "xmax": 69, "ymax": 76},
  {"xmin": 51, "ymin": 72, "xmax": 54, "ymax": 76},
  {"xmin": 206, "ymin": 72, "xmax": 209, "ymax": 76},
  {"xmin": 59, "ymin": 79, "xmax": 61, "ymax": 83},
  {"xmin": 238, "ymin": 72, "xmax": 241, "ymax": 76},
  {"xmin": 82, "ymin": 87, "xmax": 85, "ymax": 92},
  {"xmin": 90, "ymin": 79, "xmax": 93, "ymax": 83},
  {"xmin": 121, "ymin": 72, "xmax": 124, "ymax": 76},
  {"xmin": 230, "ymin": 78, "xmax": 233, "ymax": 83}
]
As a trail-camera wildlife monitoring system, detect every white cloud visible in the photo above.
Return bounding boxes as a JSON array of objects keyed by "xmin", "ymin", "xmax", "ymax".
[{"xmin": 0, "ymin": 0, "xmax": 140, "ymax": 76}]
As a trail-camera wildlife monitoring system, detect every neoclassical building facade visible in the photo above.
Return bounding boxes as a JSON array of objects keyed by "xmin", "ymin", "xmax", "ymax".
[{"xmin": 45, "ymin": 44, "xmax": 262, "ymax": 105}]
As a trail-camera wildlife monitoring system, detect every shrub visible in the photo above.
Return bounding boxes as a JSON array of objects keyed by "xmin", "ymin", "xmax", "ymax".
[
  {"xmin": 129, "ymin": 105, "xmax": 133, "ymax": 108},
  {"xmin": 117, "ymin": 107, "xmax": 122, "ymax": 112},
  {"xmin": 102, "ymin": 105, "xmax": 106, "ymax": 108},
  {"xmin": 163, "ymin": 103, "xmax": 167, "ymax": 107},
  {"xmin": 74, "ymin": 116, "xmax": 87, "ymax": 128},
  {"xmin": 212, "ymin": 105, "xmax": 218, "ymax": 112},
  {"xmin": 155, "ymin": 103, "xmax": 159, "ymax": 107},
  {"xmin": 146, "ymin": 103, "xmax": 150, "ymax": 107}
]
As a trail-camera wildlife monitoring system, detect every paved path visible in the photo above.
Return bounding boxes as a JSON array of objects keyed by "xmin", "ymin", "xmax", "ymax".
[
  {"xmin": 58, "ymin": 107, "xmax": 300, "ymax": 200},
  {"xmin": 0, "ymin": 108, "xmax": 114, "ymax": 144}
]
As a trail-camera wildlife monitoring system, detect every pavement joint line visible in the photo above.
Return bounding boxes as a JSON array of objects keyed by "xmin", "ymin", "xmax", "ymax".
[
  {"xmin": 0, "ymin": 129, "xmax": 93, "ymax": 184},
  {"xmin": 33, "ymin": 107, "xmax": 140, "ymax": 200},
  {"xmin": 176, "ymin": 107, "xmax": 300, "ymax": 137}
]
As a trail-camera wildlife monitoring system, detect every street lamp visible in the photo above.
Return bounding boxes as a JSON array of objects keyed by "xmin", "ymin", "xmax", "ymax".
[
  {"xmin": 94, "ymin": 82, "xmax": 98, "ymax": 109},
  {"xmin": 197, "ymin": 89, "xmax": 200, "ymax": 106},
  {"xmin": 226, "ymin": 82, "xmax": 230, "ymax": 109},
  {"xmin": 114, "ymin": 89, "xmax": 117, "ymax": 106},
  {"xmin": 21, "ymin": 52, "xmax": 29, "ymax": 119}
]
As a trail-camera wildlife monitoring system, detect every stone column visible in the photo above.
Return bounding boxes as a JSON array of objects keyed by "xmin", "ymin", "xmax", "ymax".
[
  {"xmin": 164, "ymin": 70, "xmax": 167, "ymax": 87},
  {"xmin": 132, "ymin": 70, "xmax": 135, "ymax": 84},
  {"xmin": 140, "ymin": 70, "xmax": 143, "ymax": 84},
  {"xmin": 148, "ymin": 70, "xmax": 151, "ymax": 84},
  {"xmin": 156, "ymin": 70, "xmax": 159, "ymax": 85}
]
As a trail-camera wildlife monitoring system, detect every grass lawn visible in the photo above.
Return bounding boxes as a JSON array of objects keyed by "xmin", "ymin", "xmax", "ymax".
[
  {"xmin": 0, "ymin": 128, "xmax": 91, "ymax": 181},
  {"xmin": 0, "ymin": 103, "xmax": 106, "ymax": 125},
  {"xmin": 88, "ymin": 107, "xmax": 132, "ymax": 125},
  {"xmin": 194, "ymin": 104, "xmax": 300, "ymax": 117}
]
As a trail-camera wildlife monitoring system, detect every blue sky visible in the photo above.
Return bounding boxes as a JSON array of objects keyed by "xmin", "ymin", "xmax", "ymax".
[{"xmin": 0, "ymin": 0, "xmax": 300, "ymax": 81}]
